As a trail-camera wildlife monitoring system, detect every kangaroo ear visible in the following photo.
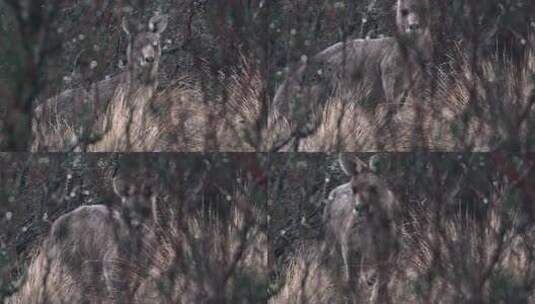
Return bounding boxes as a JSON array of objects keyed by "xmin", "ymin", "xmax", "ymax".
[
  {"xmin": 339, "ymin": 154, "xmax": 368, "ymax": 176},
  {"xmin": 368, "ymin": 155, "xmax": 381, "ymax": 173},
  {"xmin": 122, "ymin": 17, "xmax": 134, "ymax": 37},
  {"xmin": 113, "ymin": 176, "xmax": 130, "ymax": 199},
  {"xmin": 149, "ymin": 14, "xmax": 168, "ymax": 34},
  {"xmin": 143, "ymin": 174, "xmax": 161, "ymax": 200}
]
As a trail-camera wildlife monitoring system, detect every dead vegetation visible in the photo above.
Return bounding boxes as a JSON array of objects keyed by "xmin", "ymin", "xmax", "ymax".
[
  {"xmin": 273, "ymin": 44, "xmax": 535, "ymax": 151},
  {"xmin": 272, "ymin": 201, "xmax": 535, "ymax": 303},
  {"xmin": 148, "ymin": 56, "xmax": 265, "ymax": 152},
  {"xmin": 7, "ymin": 202, "xmax": 266, "ymax": 304},
  {"xmin": 134, "ymin": 201, "xmax": 267, "ymax": 303},
  {"xmin": 269, "ymin": 241, "xmax": 340, "ymax": 304},
  {"xmin": 36, "ymin": 54, "xmax": 266, "ymax": 152}
]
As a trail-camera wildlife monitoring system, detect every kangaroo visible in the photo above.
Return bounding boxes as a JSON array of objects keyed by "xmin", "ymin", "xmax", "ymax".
[
  {"xmin": 15, "ymin": 172, "xmax": 160, "ymax": 304},
  {"xmin": 323, "ymin": 154, "xmax": 401, "ymax": 303},
  {"xmin": 269, "ymin": 0, "xmax": 432, "ymax": 151},
  {"xmin": 31, "ymin": 13, "xmax": 168, "ymax": 152}
]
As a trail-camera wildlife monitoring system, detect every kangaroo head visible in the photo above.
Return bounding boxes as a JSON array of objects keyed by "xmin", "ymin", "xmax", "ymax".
[
  {"xmin": 123, "ymin": 13, "xmax": 168, "ymax": 84},
  {"xmin": 113, "ymin": 171, "xmax": 159, "ymax": 227},
  {"xmin": 339, "ymin": 154, "xmax": 396, "ymax": 223},
  {"xmin": 396, "ymin": 0, "xmax": 430, "ymax": 37}
]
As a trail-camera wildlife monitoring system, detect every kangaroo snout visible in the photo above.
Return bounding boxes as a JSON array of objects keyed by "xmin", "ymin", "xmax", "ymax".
[
  {"xmin": 141, "ymin": 44, "xmax": 157, "ymax": 65},
  {"xmin": 354, "ymin": 201, "xmax": 368, "ymax": 213},
  {"xmin": 408, "ymin": 23, "xmax": 420, "ymax": 31}
]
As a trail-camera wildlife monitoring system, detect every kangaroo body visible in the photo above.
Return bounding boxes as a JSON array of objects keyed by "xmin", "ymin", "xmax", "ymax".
[
  {"xmin": 270, "ymin": 0, "xmax": 432, "ymax": 150},
  {"xmin": 45, "ymin": 205, "xmax": 155, "ymax": 303},
  {"xmin": 274, "ymin": 36, "xmax": 420, "ymax": 118},
  {"xmin": 323, "ymin": 154, "xmax": 401, "ymax": 304}
]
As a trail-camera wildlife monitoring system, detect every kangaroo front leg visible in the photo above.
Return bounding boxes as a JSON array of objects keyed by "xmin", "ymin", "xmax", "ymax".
[
  {"xmin": 292, "ymin": 83, "xmax": 327, "ymax": 137},
  {"xmin": 372, "ymin": 267, "xmax": 392, "ymax": 304},
  {"xmin": 381, "ymin": 59, "xmax": 411, "ymax": 108},
  {"xmin": 369, "ymin": 278, "xmax": 379, "ymax": 304},
  {"xmin": 382, "ymin": 70, "xmax": 408, "ymax": 105},
  {"xmin": 103, "ymin": 255, "xmax": 132, "ymax": 304},
  {"xmin": 340, "ymin": 238, "xmax": 350, "ymax": 282}
]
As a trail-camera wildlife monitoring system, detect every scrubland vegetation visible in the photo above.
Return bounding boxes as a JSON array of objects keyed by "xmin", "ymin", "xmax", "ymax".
[
  {"xmin": 0, "ymin": 153, "xmax": 267, "ymax": 303},
  {"xmin": 269, "ymin": 154, "xmax": 535, "ymax": 303},
  {"xmin": 0, "ymin": 1, "xmax": 534, "ymax": 303},
  {"xmin": 0, "ymin": 0, "xmax": 533, "ymax": 151}
]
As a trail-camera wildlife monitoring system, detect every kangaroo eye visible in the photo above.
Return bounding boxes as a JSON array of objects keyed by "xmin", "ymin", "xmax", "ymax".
[
  {"xmin": 368, "ymin": 185, "xmax": 377, "ymax": 194},
  {"xmin": 143, "ymin": 185, "xmax": 153, "ymax": 197},
  {"xmin": 139, "ymin": 206, "xmax": 151, "ymax": 217},
  {"xmin": 401, "ymin": 9, "xmax": 409, "ymax": 16},
  {"xmin": 123, "ymin": 185, "xmax": 133, "ymax": 196}
]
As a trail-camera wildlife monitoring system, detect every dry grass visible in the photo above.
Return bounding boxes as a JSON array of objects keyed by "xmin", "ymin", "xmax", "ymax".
[
  {"xmin": 152, "ymin": 56, "xmax": 264, "ymax": 152},
  {"xmin": 287, "ymin": 77, "xmax": 494, "ymax": 152},
  {"xmin": 136, "ymin": 203, "xmax": 267, "ymax": 303},
  {"xmin": 29, "ymin": 54, "xmax": 265, "ymax": 152},
  {"xmin": 270, "ymin": 175, "xmax": 535, "ymax": 303},
  {"xmin": 88, "ymin": 85, "xmax": 165, "ymax": 152},
  {"xmin": 6, "ymin": 246, "xmax": 79, "ymax": 303},
  {"xmin": 39, "ymin": 55, "xmax": 265, "ymax": 152},
  {"xmin": 33, "ymin": 41, "xmax": 535, "ymax": 152},
  {"xmin": 400, "ymin": 199, "xmax": 535, "ymax": 303},
  {"xmin": 440, "ymin": 47, "xmax": 535, "ymax": 150},
  {"xmin": 269, "ymin": 40, "xmax": 535, "ymax": 151},
  {"xmin": 269, "ymin": 242, "xmax": 340, "ymax": 304}
]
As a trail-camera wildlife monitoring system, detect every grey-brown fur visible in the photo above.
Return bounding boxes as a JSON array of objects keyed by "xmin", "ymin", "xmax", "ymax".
[
  {"xmin": 323, "ymin": 181, "xmax": 356, "ymax": 282},
  {"xmin": 38, "ymin": 174, "xmax": 160, "ymax": 303},
  {"xmin": 323, "ymin": 154, "xmax": 400, "ymax": 303},
  {"xmin": 270, "ymin": 0, "xmax": 432, "ymax": 150},
  {"xmin": 31, "ymin": 13, "xmax": 168, "ymax": 152}
]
